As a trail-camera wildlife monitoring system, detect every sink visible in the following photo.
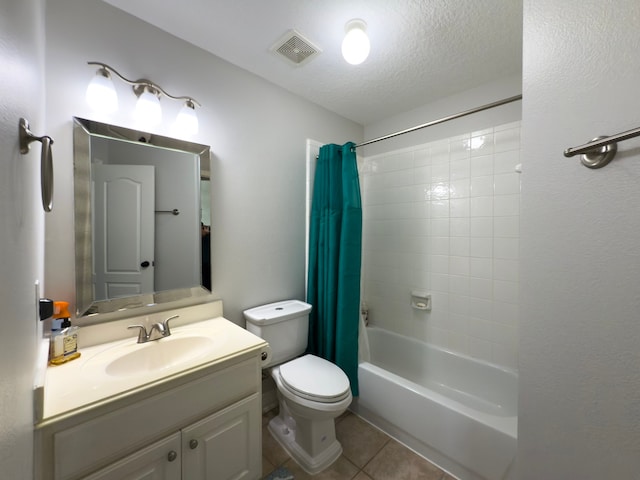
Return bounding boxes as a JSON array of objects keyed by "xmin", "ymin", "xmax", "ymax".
[{"xmin": 83, "ymin": 333, "xmax": 220, "ymax": 378}]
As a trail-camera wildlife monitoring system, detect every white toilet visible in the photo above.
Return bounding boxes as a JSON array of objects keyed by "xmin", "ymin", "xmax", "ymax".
[{"xmin": 243, "ymin": 300, "xmax": 352, "ymax": 474}]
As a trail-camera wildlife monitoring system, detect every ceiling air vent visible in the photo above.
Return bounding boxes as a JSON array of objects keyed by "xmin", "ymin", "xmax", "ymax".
[{"xmin": 271, "ymin": 30, "xmax": 321, "ymax": 66}]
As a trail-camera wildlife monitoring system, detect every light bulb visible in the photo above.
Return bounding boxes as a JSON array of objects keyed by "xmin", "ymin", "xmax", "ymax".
[
  {"xmin": 342, "ymin": 19, "xmax": 370, "ymax": 65},
  {"xmin": 86, "ymin": 69, "xmax": 118, "ymax": 113},
  {"xmin": 134, "ymin": 86, "xmax": 161, "ymax": 126},
  {"xmin": 174, "ymin": 100, "xmax": 199, "ymax": 136}
]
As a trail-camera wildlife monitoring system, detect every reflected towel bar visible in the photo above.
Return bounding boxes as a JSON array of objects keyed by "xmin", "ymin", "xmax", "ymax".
[
  {"xmin": 564, "ymin": 125, "xmax": 640, "ymax": 168},
  {"xmin": 155, "ymin": 208, "xmax": 180, "ymax": 215}
]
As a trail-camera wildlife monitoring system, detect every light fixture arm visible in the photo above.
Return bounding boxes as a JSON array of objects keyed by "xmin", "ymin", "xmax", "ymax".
[{"xmin": 87, "ymin": 61, "xmax": 200, "ymax": 107}]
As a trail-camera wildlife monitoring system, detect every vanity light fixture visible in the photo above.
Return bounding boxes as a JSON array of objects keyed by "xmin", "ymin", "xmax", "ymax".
[
  {"xmin": 341, "ymin": 19, "xmax": 370, "ymax": 65},
  {"xmin": 85, "ymin": 61, "xmax": 201, "ymax": 134}
]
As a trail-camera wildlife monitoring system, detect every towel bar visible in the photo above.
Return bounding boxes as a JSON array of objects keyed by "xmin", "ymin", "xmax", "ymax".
[
  {"xmin": 564, "ymin": 125, "xmax": 640, "ymax": 169},
  {"xmin": 19, "ymin": 118, "xmax": 54, "ymax": 212}
]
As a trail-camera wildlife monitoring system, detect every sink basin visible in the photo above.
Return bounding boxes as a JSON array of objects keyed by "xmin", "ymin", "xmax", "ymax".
[{"xmin": 83, "ymin": 333, "xmax": 220, "ymax": 378}]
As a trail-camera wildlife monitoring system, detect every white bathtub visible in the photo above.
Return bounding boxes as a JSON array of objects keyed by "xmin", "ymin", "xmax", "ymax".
[{"xmin": 351, "ymin": 327, "xmax": 517, "ymax": 480}]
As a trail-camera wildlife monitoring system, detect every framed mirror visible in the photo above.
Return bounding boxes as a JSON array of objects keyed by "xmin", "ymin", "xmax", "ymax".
[{"xmin": 73, "ymin": 117, "xmax": 212, "ymax": 317}]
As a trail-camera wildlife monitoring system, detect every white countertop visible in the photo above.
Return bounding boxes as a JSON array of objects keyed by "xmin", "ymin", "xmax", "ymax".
[{"xmin": 39, "ymin": 316, "xmax": 267, "ymax": 422}]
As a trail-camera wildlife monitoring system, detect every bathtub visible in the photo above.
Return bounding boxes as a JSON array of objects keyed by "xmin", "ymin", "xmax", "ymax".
[{"xmin": 351, "ymin": 327, "xmax": 517, "ymax": 480}]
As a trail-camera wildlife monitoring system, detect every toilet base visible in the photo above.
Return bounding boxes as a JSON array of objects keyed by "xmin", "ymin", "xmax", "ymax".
[{"xmin": 268, "ymin": 414, "xmax": 342, "ymax": 475}]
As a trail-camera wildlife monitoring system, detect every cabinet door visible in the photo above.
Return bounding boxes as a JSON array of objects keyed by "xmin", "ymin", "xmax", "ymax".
[
  {"xmin": 182, "ymin": 394, "xmax": 261, "ymax": 480},
  {"xmin": 82, "ymin": 433, "xmax": 181, "ymax": 480}
]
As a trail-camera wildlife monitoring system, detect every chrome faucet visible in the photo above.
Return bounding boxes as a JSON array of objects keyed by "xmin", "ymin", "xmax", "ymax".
[{"xmin": 127, "ymin": 315, "xmax": 180, "ymax": 344}]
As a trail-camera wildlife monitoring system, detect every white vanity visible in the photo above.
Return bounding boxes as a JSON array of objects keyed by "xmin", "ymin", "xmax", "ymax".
[{"xmin": 34, "ymin": 302, "xmax": 268, "ymax": 480}]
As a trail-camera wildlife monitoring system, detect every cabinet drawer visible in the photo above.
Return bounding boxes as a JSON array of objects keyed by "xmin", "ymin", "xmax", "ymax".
[{"xmin": 53, "ymin": 357, "xmax": 258, "ymax": 480}]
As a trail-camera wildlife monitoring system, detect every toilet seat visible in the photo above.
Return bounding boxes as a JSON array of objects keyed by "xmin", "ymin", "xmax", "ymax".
[{"xmin": 279, "ymin": 354, "xmax": 351, "ymax": 403}]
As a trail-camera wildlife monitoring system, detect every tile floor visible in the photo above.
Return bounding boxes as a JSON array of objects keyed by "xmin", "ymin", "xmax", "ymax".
[{"xmin": 262, "ymin": 409, "xmax": 457, "ymax": 480}]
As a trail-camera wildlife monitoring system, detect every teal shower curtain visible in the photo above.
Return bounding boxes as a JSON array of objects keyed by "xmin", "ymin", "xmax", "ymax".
[{"xmin": 307, "ymin": 142, "xmax": 362, "ymax": 396}]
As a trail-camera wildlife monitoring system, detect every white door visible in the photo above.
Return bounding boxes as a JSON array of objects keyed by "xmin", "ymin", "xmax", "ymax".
[{"xmin": 93, "ymin": 164, "xmax": 155, "ymax": 300}]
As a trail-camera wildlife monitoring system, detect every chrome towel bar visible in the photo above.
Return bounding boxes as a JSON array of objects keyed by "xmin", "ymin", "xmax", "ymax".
[{"xmin": 564, "ymin": 125, "xmax": 640, "ymax": 169}]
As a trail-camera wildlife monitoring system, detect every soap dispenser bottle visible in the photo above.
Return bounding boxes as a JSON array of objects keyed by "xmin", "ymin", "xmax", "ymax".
[{"xmin": 49, "ymin": 301, "xmax": 80, "ymax": 365}]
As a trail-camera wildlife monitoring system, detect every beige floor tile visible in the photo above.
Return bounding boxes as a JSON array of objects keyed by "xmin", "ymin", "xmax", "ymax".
[
  {"xmin": 363, "ymin": 440, "xmax": 445, "ymax": 480},
  {"xmin": 441, "ymin": 474, "xmax": 457, "ymax": 479},
  {"xmin": 261, "ymin": 424, "xmax": 290, "ymax": 467},
  {"xmin": 336, "ymin": 413, "xmax": 391, "ymax": 468},
  {"xmin": 262, "ymin": 455, "xmax": 275, "ymax": 477},
  {"xmin": 284, "ymin": 456, "xmax": 359, "ymax": 480},
  {"xmin": 353, "ymin": 472, "xmax": 375, "ymax": 480}
]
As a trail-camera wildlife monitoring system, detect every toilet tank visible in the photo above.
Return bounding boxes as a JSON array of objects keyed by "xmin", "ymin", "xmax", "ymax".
[{"xmin": 243, "ymin": 300, "xmax": 312, "ymax": 367}]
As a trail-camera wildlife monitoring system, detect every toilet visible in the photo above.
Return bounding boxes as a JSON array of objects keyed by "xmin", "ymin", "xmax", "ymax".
[{"xmin": 243, "ymin": 300, "xmax": 352, "ymax": 474}]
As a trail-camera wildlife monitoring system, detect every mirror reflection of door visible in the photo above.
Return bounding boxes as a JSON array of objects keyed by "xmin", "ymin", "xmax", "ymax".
[{"xmin": 93, "ymin": 164, "xmax": 155, "ymax": 300}]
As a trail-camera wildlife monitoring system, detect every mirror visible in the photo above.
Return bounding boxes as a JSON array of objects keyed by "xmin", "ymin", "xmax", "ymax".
[{"xmin": 73, "ymin": 117, "xmax": 212, "ymax": 317}]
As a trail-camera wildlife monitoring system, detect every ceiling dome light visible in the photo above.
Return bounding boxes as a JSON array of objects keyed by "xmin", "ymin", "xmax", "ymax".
[
  {"xmin": 174, "ymin": 99, "xmax": 199, "ymax": 136},
  {"xmin": 86, "ymin": 67, "xmax": 118, "ymax": 113},
  {"xmin": 134, "ymin": 85, "xmax": 162, "ymax": 127},
  {"xmin": 342, "ymin": 19, "xmax": 370, "ymax": 65}
]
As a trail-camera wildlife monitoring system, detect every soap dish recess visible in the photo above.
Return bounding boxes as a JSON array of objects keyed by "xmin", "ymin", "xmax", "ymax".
[{"xmin": 411, "ymin": 291, "xmax": 431, "ymax": 311}]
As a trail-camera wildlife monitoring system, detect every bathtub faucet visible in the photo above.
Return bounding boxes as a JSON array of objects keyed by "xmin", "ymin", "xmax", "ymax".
[{"xmin": 361, "ymin": 304, "xmax": 369, "ymax": 326}]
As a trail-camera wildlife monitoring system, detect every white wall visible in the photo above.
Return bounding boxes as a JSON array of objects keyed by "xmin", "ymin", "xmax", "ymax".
[
  {"xmin": 44, "ymin": 0, "xmax": 363, "ymax": 325},
  {"xmin": 361, "ymin": 120, "xmax": 521, "ymax": 369},
  {"xmin": 519, "ymin": 0, "xmax": 640, "ymax": 477},
  {"xmin": 0, "ymin": 0, "xmax": 45, "ymax": 477}
]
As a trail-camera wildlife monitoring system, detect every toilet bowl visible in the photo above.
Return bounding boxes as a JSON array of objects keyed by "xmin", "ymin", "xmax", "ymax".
[
  {"xmin": 243, "ymin": 300, "xmax": 353, "ymax": 474},
  {"xmin": 268, "ymin": 355, "xmax": 352, "ymax": 473}
]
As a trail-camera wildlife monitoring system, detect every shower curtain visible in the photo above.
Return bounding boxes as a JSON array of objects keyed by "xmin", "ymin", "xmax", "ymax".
[{"xmin": 306, "ymin": 142, "xmax": 362, "ymax": 396}]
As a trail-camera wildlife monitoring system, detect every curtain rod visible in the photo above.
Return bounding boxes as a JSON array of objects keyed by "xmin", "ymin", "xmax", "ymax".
[{"xmin": 353, "ymin": 94, "xmax": 522, "ymax": 150}]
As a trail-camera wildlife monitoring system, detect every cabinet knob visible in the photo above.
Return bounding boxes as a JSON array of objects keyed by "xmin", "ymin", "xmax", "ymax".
[
  {"xmin": 189, "ymin": 439, "xmax": 199, "ymax": 449},
  {"xmin": 167, "ymin": 450, "xmax": 178, "ymax": 462}
]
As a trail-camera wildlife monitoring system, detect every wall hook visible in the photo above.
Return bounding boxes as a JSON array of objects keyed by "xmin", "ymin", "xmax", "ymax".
[{"xmin": 19, "ymin": 118, "xmax": 54, "ymax": 212}]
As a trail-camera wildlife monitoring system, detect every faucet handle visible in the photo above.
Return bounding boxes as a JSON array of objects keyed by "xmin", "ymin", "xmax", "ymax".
[
  {"xmin": 127, "ymin": 324, "xmax": 148, "ymax": 343},
  {"xmin": 163, "ymin": 315, "xmax": 179, "ymax": 336}
]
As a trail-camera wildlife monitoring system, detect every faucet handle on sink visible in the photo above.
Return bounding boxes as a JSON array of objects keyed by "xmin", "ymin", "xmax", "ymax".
[
  {"xmin": 127, "ymin": 324, "xmax": 149, "ymax": 343},
  {"xmin": 163, "ymin": 315, "xmax": 179, "ymax": 336}
]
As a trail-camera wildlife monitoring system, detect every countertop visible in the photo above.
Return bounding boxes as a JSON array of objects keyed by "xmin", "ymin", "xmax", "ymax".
[{"xmin": 38, "ymin": 316, "xmax": 267, "ymax": 422}]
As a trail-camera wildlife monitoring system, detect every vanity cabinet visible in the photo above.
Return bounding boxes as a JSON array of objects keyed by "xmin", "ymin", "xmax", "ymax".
[
  {"xmin": 84, "ymin": 394, "xmax": 260, "ymax": 480},
  {"xmin": 35, "ymin": 352, "xmax": 264, "ymax": 480}
]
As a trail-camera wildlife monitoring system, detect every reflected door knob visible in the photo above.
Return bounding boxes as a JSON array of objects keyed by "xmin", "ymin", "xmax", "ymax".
[{"xmin": 140, "ymin": 261, "xmax": 150, "ymax": 268}]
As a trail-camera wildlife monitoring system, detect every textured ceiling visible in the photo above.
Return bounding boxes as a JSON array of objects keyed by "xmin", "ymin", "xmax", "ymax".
[{"xmin": 101, "ymin": 0, "xmax": 522, "ymax": 126}]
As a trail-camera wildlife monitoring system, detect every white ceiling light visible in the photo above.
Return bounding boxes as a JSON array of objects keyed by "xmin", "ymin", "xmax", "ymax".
[{"xmin": 341, "ymin": 19, "xmax": 370, "ymax": 65}]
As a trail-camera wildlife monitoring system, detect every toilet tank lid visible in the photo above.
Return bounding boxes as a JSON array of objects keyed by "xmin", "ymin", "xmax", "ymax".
[{"xmin": 243, "ymin": 300, "xmax": 312, "ymax": 325}]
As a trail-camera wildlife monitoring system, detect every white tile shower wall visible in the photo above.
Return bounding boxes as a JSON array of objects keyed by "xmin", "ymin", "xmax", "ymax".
[{"xmin": 361, "ymin": 121, "xmax": 520, "ymax": 370}]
